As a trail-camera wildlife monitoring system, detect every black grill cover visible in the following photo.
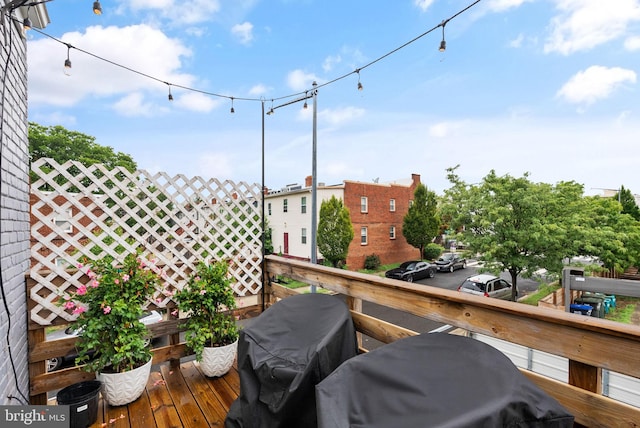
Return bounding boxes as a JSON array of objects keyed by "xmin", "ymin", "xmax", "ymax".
[
  {"xmin": 225, "ymin": 293, "xmax": 358, "ymax": 428},
  {"xmin": 316, "ymin": 333, "xmax": 574, "ymax": 428}
]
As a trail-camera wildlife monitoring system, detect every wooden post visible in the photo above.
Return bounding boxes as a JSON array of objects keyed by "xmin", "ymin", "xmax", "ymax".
[
  {"xmin": 346, "ymin": 296, "xmax": 363, "ymax": 350},
  {"xmin": 28, "ymin": 328, "xmax": 48, "ymax": 405},
  {"xmin": 569, "ymin": 359, "xmax": 601, "ymax": 428}
]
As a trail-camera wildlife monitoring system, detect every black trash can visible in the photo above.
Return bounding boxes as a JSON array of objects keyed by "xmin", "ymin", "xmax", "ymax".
[{"xmin": 57, "ymin": 380, "xmax": 101, "ymax": 428}]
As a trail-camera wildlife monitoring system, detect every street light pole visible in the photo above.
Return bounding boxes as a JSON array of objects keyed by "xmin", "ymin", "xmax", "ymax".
[{"xmin": 310, "ymin": 82, "xmax": 318, "ymax": 293}]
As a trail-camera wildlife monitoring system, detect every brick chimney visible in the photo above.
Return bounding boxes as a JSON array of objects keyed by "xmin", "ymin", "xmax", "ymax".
[{"xmin": 305, "ymin": 175, "xmax": 313, "ymax": 187}]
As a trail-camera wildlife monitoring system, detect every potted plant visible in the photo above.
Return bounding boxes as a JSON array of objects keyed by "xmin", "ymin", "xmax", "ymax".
[
  {"xmin": 61, "ymin": 251, "xmax": 165, "ymax": 406},
  {"xmin": 175, "ymin": 260, "xmax": 239, "ymax": 377}
]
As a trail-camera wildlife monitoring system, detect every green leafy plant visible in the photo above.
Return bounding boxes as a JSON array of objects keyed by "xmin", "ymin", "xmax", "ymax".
[
  {"xmin": 364, "ymin": 254, "xmax": 381, "ymax": 270},
  {"xmin": 174, "ymin": 260, "xmax": 239, "ymax": 362},
  {"xmin": 61, "ymin": 251, "xmax": 164, "ymax": 373}
]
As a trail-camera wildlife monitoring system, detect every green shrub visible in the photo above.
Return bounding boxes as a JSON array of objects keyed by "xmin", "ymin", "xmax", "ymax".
[
  {"xmin": 364, "ymin": 254, "xmax": 381, "ymax": 270},
  {"xmin": 423, "ymin": 243, "xmax": 444, "ymax": 260}
]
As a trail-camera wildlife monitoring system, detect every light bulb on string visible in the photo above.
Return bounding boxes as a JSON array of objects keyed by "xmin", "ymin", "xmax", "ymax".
[
  {"xmin": 266, "ymin": 100, "xmax": 274, "ymax": 115},
  {"xmin": 167, "ymin": 84, "xmax": 173, "ymax": 101},
  {"xmin": 439, "ymin": 19, "xmax": 447, "ymax": 52},
  {"xmin": 356, "ymin": 69, "xmax": 363, "ymax": 91},
  {"xmin": 230, "ymin": 97, "xmax": 235, "ymax": 113},
  {"xmin": 63, "ymin": 45, "xmax": 72, "ymax": 76},
  {"xmin": 93, "ymin": 1, "xmax": 102, "ymax": 15},
  {"xmin": 303, "ymin": 92, "xmax": 308, "ymax": 109}
]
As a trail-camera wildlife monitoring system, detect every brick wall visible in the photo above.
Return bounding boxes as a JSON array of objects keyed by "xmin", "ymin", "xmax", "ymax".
[
  {"xmin": 0, "ymin": 6, "xmax": 31, "ymax": 405},
  {"xmin": 344, "ymin": 174, "xmax": 421, "ymax": 269}
]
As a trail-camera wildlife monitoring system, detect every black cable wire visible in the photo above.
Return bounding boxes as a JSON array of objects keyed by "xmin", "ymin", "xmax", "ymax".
[
  {"xmin": 18, "ymin": 0, "xmax": 482, "ymax": 106},
  {"xmin": 0, "ymin": 6, "xmax": 31, "ymax": 406}
]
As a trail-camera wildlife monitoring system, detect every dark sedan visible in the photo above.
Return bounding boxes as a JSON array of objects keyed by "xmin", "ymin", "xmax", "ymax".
[
  {"xmin": 385, "ymin": 261, "xmax": 436, "ymax": 283},
  {"xmin": 434, "ymin": 253, "xmax": 466, "ymax": 273}
]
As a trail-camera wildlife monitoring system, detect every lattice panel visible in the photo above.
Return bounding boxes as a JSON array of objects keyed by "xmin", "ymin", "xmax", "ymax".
[{"xmin": 30, "ymin": 158, "xmax": 263, "ymax": 326}]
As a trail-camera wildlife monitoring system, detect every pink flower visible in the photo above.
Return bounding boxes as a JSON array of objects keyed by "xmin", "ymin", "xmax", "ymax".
[
  {"xmin": 90, "ymin": 280, "xmax": 99, "ymax": 288},
  {"xmin": 171, "ymin": 309, "xmax": 178, "ymax": 317},
  {"xmin": 103, "ymin": 306, "xmax": 111, "ymax": 314},
  {"xmin": 76, "ymin": 285, "xmax": 87, "ymax": 296},
  {"xmin": 199, "ymin": 289, "xmax": 207, "ymax": 295},
  {"xmin": 76, "ymin": 263, "xmax": 83, "ymax": 269},
  {"xmin": 122, "ymin": 274, "xmax": 130, "ymax": 282},
  {"xmin": 87, "ymin": 271, "xmax": 96, "ymax": 279},
  {"xmin": 73, "ymin": 305, "xmax": 87, "ymax": 314},
  {"xmin": 114, "ymin": 279, "xmax": 120, "ymax": 285},
  {"xmin": 64, "ymin": 301, "xmax": 75, "ymax": 310}
]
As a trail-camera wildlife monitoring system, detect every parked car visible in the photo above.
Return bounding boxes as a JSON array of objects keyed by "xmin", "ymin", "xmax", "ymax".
[
  {"xmin": 434, "ymin": 253, "xmax": 466, "ymax": 273},
  {"xmin": 46, "ymin": 310, "xmax": 163, "ymax": 372},
  {"xmin": 458, "ymin": 274, "xmax": 514, "ymax": 300},
  {"xmin": 385, "ymin": 261, "xmax": 436, "ymax": 283}
]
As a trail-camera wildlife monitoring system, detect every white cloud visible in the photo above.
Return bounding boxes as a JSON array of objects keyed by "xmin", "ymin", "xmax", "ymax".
[
  {"xmin": 556, "ymin": 65, "xmax": 636, "ymax": 106},
  {"xmin": 544, "ymin": 0, "xmax": 640, "ymax": 55},
  {"xmin": 197, "ymin": 152, "xmax": 233, "ymax": 178},
  {"xmin": 486, "ymin": 0, "xmax": 532, "ymax": 12},
  {"xmin": 120, "ymin": 0, "xmax": 222, "ymax": 25},
  {"xmin": 414, "ymin": 0, "xmax": 435, "ymax": 12},
  {"xmin": 323, "ymin": 54, "xmax": 341, "ymax": 73},
  {"xmin": 429, "ymin": 122, "xmax": 460, "ymax": 138},
  {"xmin": 624, "ymin": 35, "xmax": 640, "ymax": 50},
  {"xmin": 320, "ymin": 106, "xmax": 365, "ymax": 126},
  {"xmin": 113, "ymin": 92, "xmax": 155, "ymax": 117},
  {"xmin": 249, "ymin": 84, "xmax": 270, "ymax": 96},
  {"xmin": 232, "ymin": 22, "xmax": 254, "ymax": 45},
  {"xmin": 286, "ymin": 69, "xmax": 321, "ymax": 91},
  {"xmin": 174, "ymin": 92, "xmax": 221, "ymax": 113},
  {"xmin": 28, "ymin": 24, "xmax": 194, "ymax": 108},
  {"xmin": 509, "ymin": 33, "xmax": 525, "ymax": 48}
]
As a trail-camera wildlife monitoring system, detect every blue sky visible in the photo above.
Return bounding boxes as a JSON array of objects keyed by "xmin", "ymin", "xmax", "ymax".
[{"xmin": 26, "ymin": 0, "xmax": 640, "ymax": 196}]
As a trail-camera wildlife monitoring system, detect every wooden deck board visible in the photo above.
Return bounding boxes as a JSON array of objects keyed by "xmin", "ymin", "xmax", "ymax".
[{"xmin": 52, "ymin": 360, "xmax": 241, "ymax": 428}]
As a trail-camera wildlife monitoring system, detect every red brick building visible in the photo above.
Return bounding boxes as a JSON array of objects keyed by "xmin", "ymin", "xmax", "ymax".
[{"xmin": 266, "ymin": 174, "xmax": 422, "ymax": 270}]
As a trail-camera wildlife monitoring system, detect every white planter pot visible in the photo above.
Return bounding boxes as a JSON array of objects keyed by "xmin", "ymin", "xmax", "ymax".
[
  {"xmin": 97, "ymin": 358, "xmax": 152, "ymax": 406},
  {"xmin": 200, "ymin": 340, "xmax": 238, "ymax": 377}
]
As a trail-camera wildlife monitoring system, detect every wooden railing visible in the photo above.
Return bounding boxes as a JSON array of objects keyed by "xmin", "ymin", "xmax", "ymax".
[
  {"xmin": 28, "ymin": 255, "xmax": 640, "ymax": 427},
  {"xmin": 263, "ymin": 255, "xmax": 640, "ymax": 428}
]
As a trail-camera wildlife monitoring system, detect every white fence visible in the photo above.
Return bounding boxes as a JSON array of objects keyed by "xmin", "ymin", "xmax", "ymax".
[{"xmin": 29, "ymin": 158, "xmax": 264, "ymax": 326}]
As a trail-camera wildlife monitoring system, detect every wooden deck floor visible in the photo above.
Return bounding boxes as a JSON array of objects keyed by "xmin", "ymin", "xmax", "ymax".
[{"xmin": 60, "ymin": 361, "xmax": 240, "ymax": 428}]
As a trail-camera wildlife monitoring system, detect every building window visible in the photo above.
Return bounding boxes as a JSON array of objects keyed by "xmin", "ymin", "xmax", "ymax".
[
  {"xmin": 268, "ymin": 202, "xmax": 272, "ymax": 216},
  {"xmin": 361, "ymin": 196, "xmax": 368, "ymax": 213},
  {"xmin": 283, "ymin": 199, "xmax": 288, "ymax": 213},
  {"xmin": 409, "ymin": 199, "xmax": 414, "ymax": 208},
  {"xmin": 301, "ymin": 228, "xmax": 307, "ymax": 244},
  {"xmin": 390, "ymin": 199, "xmax": 396, "ymax": 212},
  {"xmin": 390, "ymin": 226, "xmax": 396, "ymax": 239},
  {"xmin": 301, "ymin": 196, "xmax": 307, "ymax": 214},
  {"xmin": 54, "ymin": 209, "xmax": 73, "ymax": 233},
  {"xmin": 361, "ymin": 227, "xmax": 368, "ymax": 245}
]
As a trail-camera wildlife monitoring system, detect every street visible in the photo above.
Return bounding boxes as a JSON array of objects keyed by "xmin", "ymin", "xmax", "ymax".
[{"xmin": 361, "ymin": 264, "xmax": 541, "ymax": 350}]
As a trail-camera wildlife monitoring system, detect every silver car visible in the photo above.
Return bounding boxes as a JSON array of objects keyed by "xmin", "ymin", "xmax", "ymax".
[{"xmin": 457, "ymin": 274, "xmax": 514, "ymax": 300}]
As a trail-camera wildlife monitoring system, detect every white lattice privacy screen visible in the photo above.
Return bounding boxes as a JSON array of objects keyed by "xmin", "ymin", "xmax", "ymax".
[{"xmin": 30, "ymin": 158, "xmax": 264, "ymax": 326}]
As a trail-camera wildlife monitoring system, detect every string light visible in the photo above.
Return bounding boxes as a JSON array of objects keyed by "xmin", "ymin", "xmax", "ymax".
[
  {"xmin": 167, "ymin": 84, "xmax": 173, "ymax": 101},
  {"xmin": 23, "ymin": 6, "xmax": 32, "ymax": 31},
  {"xmin": 22, "ymin": 0, "xmax": 480, "ymax": 109},
  {"xmin": 303, "ymin": 92, "xmax": 308, "ymax": 109},
  {"xmin": 439, "ymin": 19, "xmax": 448, "ymax": 52},
  {"xmin": 63, "ymin": 44, "xmax": 72, "ymax": 76},
  {"xmin": 230, "ymin": 97, "xmax": 235, "ymax": 113}
]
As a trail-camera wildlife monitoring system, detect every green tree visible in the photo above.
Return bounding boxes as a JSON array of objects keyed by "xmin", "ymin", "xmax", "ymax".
[
  {"xmin": 317, "ymin": 196, "xmax": 354, "ymax": 267},
  {"xmin": 616, "ymin": 186, "xmax": 640, "ymax": 221},
  {"xmin": 580, "ymin": 196, "xmax": 640, "ymax": 272},
  {"xmin": 402, "ymin": 184, "xmax": 440, "ymax": 259},
  {"xmin": 441, "ymin": 167, "xmax": 589, "ymax": 300},
  {"xmin": 29, "ymin": 122, "xmax": 136, "ymax": 171}
]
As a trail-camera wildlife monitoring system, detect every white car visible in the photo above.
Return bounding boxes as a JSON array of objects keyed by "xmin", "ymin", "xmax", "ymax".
[
  {"xmin": 46, "ymin": 310, "xmax": 163, "ymax": 372},
  {"xmin": 457, "ymin": 274, "xmax": 514, "ymax": 300}
]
